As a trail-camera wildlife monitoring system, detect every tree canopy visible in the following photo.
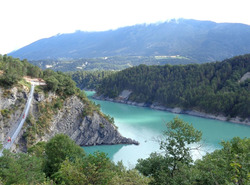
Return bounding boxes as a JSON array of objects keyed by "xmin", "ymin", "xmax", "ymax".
[
  {"xmin": 70, "ymin": 70, "xmax": 116, "ymax": 90},
  {"xmin": 43, "ymin": 134, "xmax": 86, "ymax": 177},
  {"xmin": 0, "ymin": 55, "xmax": 43, "ymax": 87},
  {"xmin": 136, "ymin": 117, "xmax": 250, "ymax": 185},
  {"xmin": 0, "ymin": 120, "xmax": 249, "ymax": 184},
  {"xmin": 97, "ymin": 54, "xmax": 250, "ymax": 119},
  {"xmin": 136, "ymin": 117, "xmax": 202, "ymax": 184},
  {"xmin": 0, "ymin": 55, "xmax": 78, "ymax": 98},
  {"xmin": 0, "ymin": 134, "xmax": 150, "ymax": 185}
]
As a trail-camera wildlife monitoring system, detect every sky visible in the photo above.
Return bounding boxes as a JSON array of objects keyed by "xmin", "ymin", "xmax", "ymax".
[{"xmin": 0, "ymin": 0, "xmax": 250, "ymax": 55}]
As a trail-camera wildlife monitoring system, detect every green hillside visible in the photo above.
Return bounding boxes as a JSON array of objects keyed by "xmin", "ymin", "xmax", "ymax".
[{"xmin": 97, "ymin": 54, "xmax": 250, "ymax": 119}]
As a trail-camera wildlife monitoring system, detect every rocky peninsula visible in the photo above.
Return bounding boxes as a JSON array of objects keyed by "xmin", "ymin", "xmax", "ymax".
[{"xmin": 0, "ymin": 86, "xmax": 139, "ymax": 153}]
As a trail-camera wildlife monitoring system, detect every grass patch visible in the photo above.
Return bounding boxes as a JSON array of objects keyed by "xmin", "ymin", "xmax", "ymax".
[
  {"xmin": 18, "ymin": 79, "xmax": 31, "ymax": 88},
  {"xmin": 34, "ymin": 85, "xmax": 45, "ymax": 93},
  {"xmin": 99, "ymin": 123, "xmax": 105, "ymax": 128},
  {"xmin": 1, "ymin": 109, "xmax": 11, "ymax": 118}
]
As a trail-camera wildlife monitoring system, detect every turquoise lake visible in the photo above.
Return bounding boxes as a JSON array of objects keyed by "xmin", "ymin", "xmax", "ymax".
[{"xmin": 83, "ymin": 91, "xmax": 250, "ymax": 168}]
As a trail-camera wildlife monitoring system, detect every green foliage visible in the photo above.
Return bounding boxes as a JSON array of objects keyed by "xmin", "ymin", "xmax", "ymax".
[
  {"xmin": 44, "ymin": 134, "xmax": 85, "ymax": 178},
  {"xmin": 0, "ymin": 67, "xmax": 22, "ymax": 87},
  {"xmin": 82, "ymin": 100, "xmax": 100, "ymax": 117},
  {"xmin": 45, "ymin": 76, "xmax": 59, "ymax": 92},
  {"xmin": 23, "ymin": 103, "xmax": 61, "ymax": 148},
  {"xmin": 0, "ymin": 109, "xmax": 11, "ymax": 118},
  {"xmin": 136, "ymin": 117, "xmax": 202, "ymax": 184},
  {"xmin": 82, "ymin": 105, "xmax": 94, "ymax": 117},
  {"xmin": 161, "ymin": 117, "xmax": 202, "ymax": 166},
  {"xmin": 25, "ymin": 134, "xmax": 150, "ymax": 184},
  {"xmin": 80, "ymin": 152, "xmax": 114, "ymax": 184},
  {"xmin": 28, "ymin": 141, "xmax": 46, "ymax": 158},
  {"xmin": 79, "ymin": 95, "xmax": 115, "ymax": 126},
  {"xmin": 55, "ymin": 152, "xmax": 150, "ymax": 185},
  {"xmin": 70, "ymin": 70, "xmax": 116, "ymax": 90},
  {"xmin": 136, "ymin": 117, "xmax": 249, "ymax": 185},
  {"xmin": 136, "ymin": 152, "xmax": 166, "ymax": 177},
  {"xmin": 0, "ymin": 55, "xmax": 43, "ymax": 87},
  {"xmin": 194, "ymin": 137, "xmax": 250, "ymax": 185},
  {"xmin": 53, "ymin": 158, "xmax": 88, "ymax": 185},
  {"xmin": 97, "ymin": 54, "xmax": 250, "ymax": 119},
  {"xmin": 99, "ymin": 123, "xmax": 105, "ymax": 128},
  {"xmin": 0, "ymin": 150, "xmax": 47, "ymax": 185},
  {"xmin": 96, "ymin": 111, "xmax": 115, "ymax": 126},
  {"xmin": 0, "ymin": 105, "xmax": 21, "ymax": 123},
  {"xmin": 110, "ymin": 161, "xmax": 151, "ymax": 185},
  {"xmin": 27, "ymin": 64, "xmax": 43, "ymax": 77},
  {"xmin": 1, "ymin": 131, "xmax": 248, "ymax": 185},
  {"xmin": 43, "ymin": 69, "xmax": 77, "ymax": 97},
  {"xmin": 23, "ymin": 115, "xmax": 38, "ymax": 147}
]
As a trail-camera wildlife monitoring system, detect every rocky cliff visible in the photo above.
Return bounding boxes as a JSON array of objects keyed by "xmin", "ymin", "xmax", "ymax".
[
  {"xmin": 0, "ymin": 85, "xmax": 138, "ymax": 153},
  {"xmin": 0, "ymin": 85, "xmax": 28, "ymax": 147}
]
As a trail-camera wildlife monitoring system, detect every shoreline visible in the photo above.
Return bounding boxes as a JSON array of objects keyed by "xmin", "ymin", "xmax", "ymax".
[{"xmin": 93, "ymin": 95, "xmax": 250, "ymax": 126}]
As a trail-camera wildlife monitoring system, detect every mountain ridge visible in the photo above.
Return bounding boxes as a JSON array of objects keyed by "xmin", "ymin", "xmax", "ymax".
[{"xmin": 10, "ymin": 19, "xmax": 250, "ymax": 62}]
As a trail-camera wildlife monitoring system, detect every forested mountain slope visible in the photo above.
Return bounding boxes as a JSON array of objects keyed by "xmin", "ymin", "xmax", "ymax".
[
  {"xmin": 10, "ymin": 19, "xmax": 250, "ymax": 63},
  {"xmin": 96, "ymin": 54, "xmax": 250, "ymax": 120}
]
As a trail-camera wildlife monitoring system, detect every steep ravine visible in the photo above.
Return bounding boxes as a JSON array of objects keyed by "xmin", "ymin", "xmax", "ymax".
[{"xmin": 0, "ymin": 86, "xmax": 138, "ymax": 153}]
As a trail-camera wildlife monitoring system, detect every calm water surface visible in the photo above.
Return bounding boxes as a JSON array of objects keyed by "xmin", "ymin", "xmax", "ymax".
[{"xmin": 83, "ymin": 91, "xmax": 250, "ymax": 168}]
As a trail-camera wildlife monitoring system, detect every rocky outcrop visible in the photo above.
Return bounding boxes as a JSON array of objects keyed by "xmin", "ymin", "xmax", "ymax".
[
  {"xmin": 239, "ymin": 72, "xmax": 250, "ymax": 82},
  {"xmin": 1, "ymin": 86, "xmax": 138, "ymax": 153},
  {"xmin": 34, "ymin": 95, "xmax": 138, "ymax": 147}
]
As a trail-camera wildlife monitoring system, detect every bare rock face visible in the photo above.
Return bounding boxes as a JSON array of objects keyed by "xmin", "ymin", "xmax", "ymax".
[
  {"xmin": 239, "ymin": 72, "xmax": 250, "ymax": 82},
  {"xmin": 39, "ymin": 95, "xmax": 138, "ymax": 146},
  {"xmin": 0, "ymin": 86, "xmax": 28, "ymax": 146},
  {"xmin": 0, "ymin": 87, "xmax": 27, "ymax": 109},
  {"xmin": 1, "ymin": 87, "xmax": 138, "ymax": 152}
]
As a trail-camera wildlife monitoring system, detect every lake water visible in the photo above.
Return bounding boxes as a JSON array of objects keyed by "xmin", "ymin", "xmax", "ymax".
[{"xmin": 83, "ymin": 91, "xmax": 250, "ymax": 168}]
